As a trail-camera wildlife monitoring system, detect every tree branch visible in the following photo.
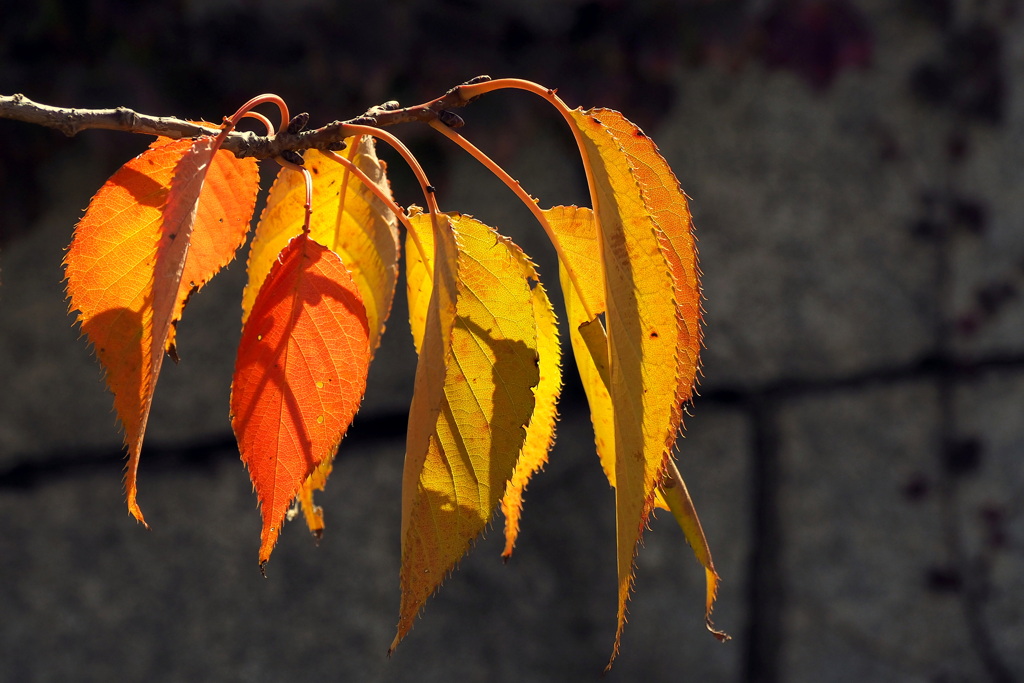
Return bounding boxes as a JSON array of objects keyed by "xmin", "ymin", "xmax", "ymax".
[{"xmin": 0, "ymin": 76, "xmax": 489, "ymax": 160}]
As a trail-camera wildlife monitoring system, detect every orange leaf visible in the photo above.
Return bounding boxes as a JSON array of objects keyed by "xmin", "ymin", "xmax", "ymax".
[
  {"xmin": 66, "ymin": 139, "xmax": 185, "ymax": 488},
  {"xmin": 230, "ymin": 233, "xmax": 370, "ymax": 567},
  {"xmin": 66, "ymin": 134, "xmax": 250, "ymax": 525},
  {"xmin": 166, "ymin": 149, "xmax": 259, "ymax": 357}
]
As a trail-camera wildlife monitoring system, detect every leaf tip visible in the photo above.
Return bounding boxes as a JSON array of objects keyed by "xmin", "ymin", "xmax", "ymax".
[
  {"xmin": 126, "ymin": 490, "xmax": 149, "ymax": 529},
  {"xmin": 705, "ymin": 568, "xmax": 730, "ymax": 642},
  {"xmin": 708, "ymin": 621, "xmax": 731, "ymax": 643}
]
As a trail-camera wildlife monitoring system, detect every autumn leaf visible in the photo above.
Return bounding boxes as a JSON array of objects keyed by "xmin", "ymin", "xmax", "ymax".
[
  {"xmin": 658, "ymin": 459, "xmax": 725, "ymax": 639},
  {"xmin": 593, "ymin": 109, "xmax": 725, "ymax": 640},
  {"xmin": 596, "ymin": 109, "xmax": 701, "ymax": 424},
  {"xmin": 561, "ymin": 107, "xmax": 709, "ymax": 662},
  {"xmin": 497, "ymin": 246, "xmax": 561, "ymax": 559},
  {"xmin": 406, "ymin": 210, "xmax": 561, "ymax": 560},
  {"xmin": 65, "ymin": 135, "xmax": 256, "ymax": 525},
  {"xmin": 241, "ymin": 141, "xmax": 398, "ymax": 538},
  {"xmin": 547, "ymin": 207, "xmax": 719, "ymax": 613},
  {"xmin": 242, "ymin": 140, "xmax": 399, "ymax": 349},
  {"xmin": 243, "ymin": 141, "xmax": 398, "ymax": 521},
  {"xmin": 230, "ymin": 232, "xmax": 370, "ymax": 566},
  {"xmin": 394, "ymin": 211, "xmax": 540, "ymax": 651},
  {"xmin": 296, "ymin": 455, "xmax": 332, "ymax": 540},
  {"xmin": 167, "ymin": 149, "xmax": 260, "ymax": 358},
  {"xmin": 545, "ymin": 206, "xmax": 613, "ymax": 476}
]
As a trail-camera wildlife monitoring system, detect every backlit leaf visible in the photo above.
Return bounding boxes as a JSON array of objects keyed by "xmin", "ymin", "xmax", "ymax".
[
  {"xmin": 65, "ymin": 134, "xmax": 251, "ymax": 525},
  {"xmin": 594, "ymin": 110, "xmax": 725, "ymax": 640},
  {"xmin": 231, "ymin": 233, "xmax": 370, "ymax": 566},
  {"xmin": 566, "ymin": 107, "xmax": 695, "ymax": 663},
  {"xmin": 394, "ymin": 211, "xmax": 539, "ymax": 651},
  {"xmin": 409, "ymin": 215, "xmax": 560, "ymax": 560},
  {"xmin": 242, "ymin": 140, "xmax": 398, "ymax": 350},
  {"xmin": 498, "ymin": 247, "xmax": 561, "ymax": 559},
  {"xmin": 546, "ymin": 205, "xmax": 615, "ymax": 484},
  {"xmin": 242, "ymin": 141, "xmax": 398, "ymax": 538},
  {"xmin": 548, "ymin": 206, "xmax": 722, "ymax": 633},
  {"xmin": 166, "ymin": 149, "xmax": 259, "ymax": 357},
  {"xmin": 241, "ymin": 143, "xmax": 397, "ymax": 540},
  {"xmin": 597, "ymin": 109, "xmax": 701, "ymax": 421}
]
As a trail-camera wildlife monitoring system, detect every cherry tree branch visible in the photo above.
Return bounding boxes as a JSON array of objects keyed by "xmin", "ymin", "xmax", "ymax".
[{"xmin": 0, "ymin": 76, "xmax": 489, "ymax": 160}]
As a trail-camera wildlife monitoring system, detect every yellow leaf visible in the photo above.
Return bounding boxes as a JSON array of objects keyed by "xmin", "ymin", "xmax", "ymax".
[
  {"xmin": 659, "ymin": 459, "xmax": 728, "ymax": 641},
  {"xmin": 567, "ymin": 108, "xmax": 687, "ymax": 664},
  {"xmin": 498, "ymin": 242, "xmax": 561, "ymax": 560},
  {"xmin": 394, "ymin": 211, "xmax": 539, "ymax": 651},
  {"xmin": 545, "ymin": 206, "xmax": 615, "ymax": 485},
  {"xmin": 404, "ymin": 211, "xmax": 435, "ymax": 356},
  {"xmin": 597, "ymin": 109, "xmax": 701, "ymax": 419},
  {"xmin": 592, "ymin": 110, "xmax": 725, "ymax": 641},
  {"xmin": 407, "ymin": 214, "xmax": 561, "ymax": 560},
  {"xmin": 297, "ymin": 459, "xmax": 331, "ymax": 540},
  {"xmin": 243, "ymin": 139, "xmax": 399, "ymax": 351}
]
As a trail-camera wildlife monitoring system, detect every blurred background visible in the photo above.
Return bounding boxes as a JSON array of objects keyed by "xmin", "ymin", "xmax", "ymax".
[{"xmin": 1, "ymin": 0, "xmax": 1022, "ymax": 681}]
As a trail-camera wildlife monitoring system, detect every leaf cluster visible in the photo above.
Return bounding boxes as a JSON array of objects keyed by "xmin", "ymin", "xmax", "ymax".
[{"xmin": 37, "ymin": 78, "xmax": 726, "ymax": 666}]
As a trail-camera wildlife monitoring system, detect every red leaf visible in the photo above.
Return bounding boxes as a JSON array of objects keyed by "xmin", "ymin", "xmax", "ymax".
[{"xmin": 230, "ymin": 233, "xmax": 371, "ymax": 566}]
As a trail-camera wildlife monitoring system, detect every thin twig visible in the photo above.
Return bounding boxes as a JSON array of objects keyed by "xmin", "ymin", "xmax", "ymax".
[{"xmin": 0, "ymin": 76, "xmax": 490, "ymax": 160}]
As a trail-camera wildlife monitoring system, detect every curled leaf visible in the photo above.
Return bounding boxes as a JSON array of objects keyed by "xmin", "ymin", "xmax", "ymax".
[{"xmin": 563, "ymin": 107, "xmax": 709, "ymax": 663}]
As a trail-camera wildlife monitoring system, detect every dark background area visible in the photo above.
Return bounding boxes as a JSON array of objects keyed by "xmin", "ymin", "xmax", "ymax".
[{"xmin": 2, "ymin": 1, "xmax": 1023, "ymax": 681}]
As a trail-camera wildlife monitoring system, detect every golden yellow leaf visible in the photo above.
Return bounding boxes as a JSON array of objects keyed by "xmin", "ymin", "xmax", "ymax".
[
  {"xmin": 407, "ymin": 212, "xmax": 561, "ymax": 560},
  {"xmin": 597, "ymin": 109, "xmax": 701, "ymax": 421},
  {"xmin": 567, "ymin": 108, "xmax": 687, "ymax": 664},
  {"xmin": 297, "ymin": 459, "xmax": 332, "ymax": 540},
  {"xmin": 497, "ymin": 242, "xmax": 561, "ymax": 560},
  {"xmin": 593, "ymin": 110, "xmax": 725, "ymax": 641},
  {"xmin": 394, "ymin": 211, "xmax": 539, "ymax": 651},
  {"xmin": 242, "ymin": 139, "xmax": 399, "ymax": 351},
  {"xmin": 658, "ymin": 459, "xmax": 727, "ymax": 640},
  {"xmin": 547, "ymin": 176, "xmax": 721, "ymax": 642},
  {"xmin": 545, "ymin": 206, "xmax": 615, "ymax": 484}
]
